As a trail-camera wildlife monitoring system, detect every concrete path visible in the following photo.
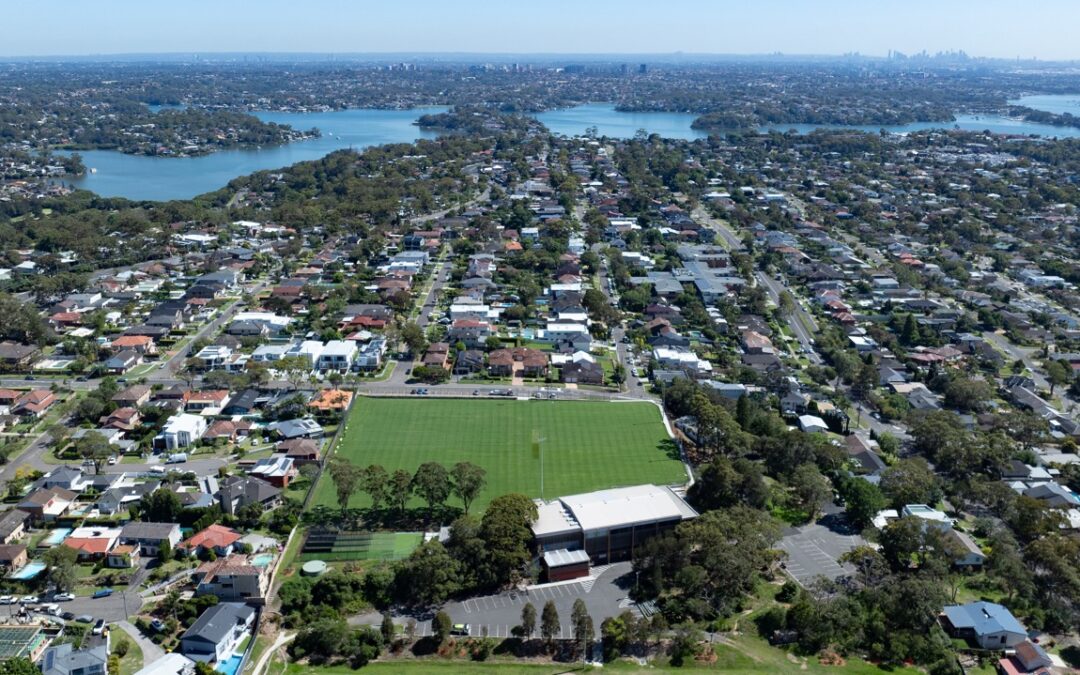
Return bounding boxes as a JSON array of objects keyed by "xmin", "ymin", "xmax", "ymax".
[{"xmin": 117, "ymin": 620, "xmax": 164, "ymax": 663}]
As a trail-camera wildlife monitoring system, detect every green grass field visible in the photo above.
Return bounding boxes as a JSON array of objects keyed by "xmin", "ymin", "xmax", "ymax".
[
  {"xmin": 312, "ymin": 398, "xmax": 686, "ymax": 512},
  {"xmin": 299, "ymin": 532, "xmax": 423, "ymax": 562}
]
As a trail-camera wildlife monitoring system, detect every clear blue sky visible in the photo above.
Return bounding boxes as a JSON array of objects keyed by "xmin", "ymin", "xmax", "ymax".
[{"xmin": 6, "ymin": 0, "xmax": 1079, "ymax": 60}]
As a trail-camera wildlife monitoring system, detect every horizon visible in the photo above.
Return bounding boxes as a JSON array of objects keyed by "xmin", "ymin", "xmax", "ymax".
[{"xmin": 6, "ymin": 0, "xmax": 1080, "ymax": 61}]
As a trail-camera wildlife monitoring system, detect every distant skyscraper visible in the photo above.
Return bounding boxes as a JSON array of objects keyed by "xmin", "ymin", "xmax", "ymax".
[{"xmin": 638, "ymin": 63, "xmax": 648, "ymax": 74}]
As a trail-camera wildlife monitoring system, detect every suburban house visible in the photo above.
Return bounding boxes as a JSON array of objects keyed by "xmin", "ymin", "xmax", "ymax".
[
  {"xmin": 112, "ymin": 385, "xmax": 152, "ymax": 408},
  {"xmin": 13, "ymin": 390, "xmax": 57, "ymax": 419},
  {"xmin": 39, "ymin": 644, "xmax": 109, "ymax": 675},
  {"xmin": 119, "ymin": 522, "xmax": 182, "ymax": 555},
  {"xmin": 179, "ymin": 524, "xmax": 242, "ymax": 558},
  {"xmin": 195, "ymin": 555, "xmax": 269, "ymax": 604},
  {"xmin": 62, "ymin": 526, "xmax": 122, "ymax": 560},
  {"xmin": 179, "ymin": 602, "xmax": 256, "ymax": 663},
  {"xmin": 218, "ymin": 476, "xmax": 282, "ymax": 515},
  {"xmin": 0, "ymin": 341, "xmax": 40, "ymax": 371},
  {"xmin": 248, "ymin": 456, "xmax": 297, "ymax": 488},
  {"xmin": 0, "ymin": 509, "xmax": 28, "ymax": 544},
  {"xmin": 106, "ymin": 544, "xmax": 140, "ymax": 569},
  {"xmin": 0, "ymin": 544, "xmax": 29, "ymax": 571},
  {"xmin": 17, "ymin": 487, "xmax": 76, "ymax": 523},
  {"xmin": 267, "ymin": 418, "xmax": 323, "ymax": 440},
  {"xmin": 155, "ymin": 413, "xmax": 208, "ymax": 450},
  {"xmin": 278, "ymin": 438, "xmax": 320, "ymax": 465},
  {"xmin": 942, "ymin": 601, "xmax": 1027, "ymax": 649}
]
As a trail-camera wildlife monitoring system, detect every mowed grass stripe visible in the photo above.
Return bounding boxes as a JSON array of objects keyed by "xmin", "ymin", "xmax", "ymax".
[{"xmin": 312, "ymin": 398, "xmax": 685, "ymax": 512}]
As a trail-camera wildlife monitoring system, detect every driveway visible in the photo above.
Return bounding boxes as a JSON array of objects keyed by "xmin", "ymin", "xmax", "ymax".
[
  {"xmin": 117, "ymin": 620, "xmax": 164, "ymax": 662},
  {"xmin": 777, "ymin": 509, "xmax": 865, "ymax": 587}
]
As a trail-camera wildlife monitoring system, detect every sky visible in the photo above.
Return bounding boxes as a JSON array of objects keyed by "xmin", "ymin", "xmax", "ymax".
[{"xmin": 6, "ymin": 0, "xmax": 1080, "ymax": 61}]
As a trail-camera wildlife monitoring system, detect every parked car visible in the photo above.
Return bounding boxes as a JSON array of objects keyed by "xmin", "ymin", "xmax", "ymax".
[
  {"xmin": 20, "ymin": 595, "xmax": 38, "ymax": 604},
  {"xmin": 150, "ymin": 619, "xmax": 166, "ymax": 632},
  {"xmin": 76, "ymin": 615, "xmax": 94, "ymax": 624},
  {"xmin": 92, "ymin": 589, "xmax": 113, "ymax": 599},
  {"xmin": 42, "ymin": 604, "xmax": 60, "ymax": 616},
  {"xmin": 0, "ymin": 596, "xmax": 13, "ymax": 605},
  {"xmin": 450, "ymin": 623, "xmax": 470, "ymax": 636},
  {"xmin": 107, "ymin": 456, "xmax": 118, "ymax": 465},
  {"xmin": 53, "ymin": 593, "xmax": 75, "ymax": 602},
  {"xmin": 92, "ymin": 619, "xmax": 106, "ymax": 635},
  {"xmin": 61, "ymin": 611, "xmax": 76, "ymax": 621}
]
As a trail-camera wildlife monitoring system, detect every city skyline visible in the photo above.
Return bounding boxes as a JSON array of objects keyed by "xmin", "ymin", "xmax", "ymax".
[{"xmin": 6, "ymin": 0, "xmax": 1080, "ymax": 61}]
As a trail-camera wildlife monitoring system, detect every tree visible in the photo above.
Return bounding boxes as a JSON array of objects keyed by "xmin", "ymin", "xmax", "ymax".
[
  {"xmin": 480, "ymin": 493, "xmax": 538, "ymax": 585},
  {"xmin": 541, "ymin": 600, "xmax": 560, "ymax": 647},
  {"xmin": 158, "ymin": 539, "xmax": 172, "ymax": 563},
  {"xmin": 450, "ymin": 462, "xmax": 487, "ymax": 514},
  {"xmin": 291, "ymin": 618, "xmax": 349, "ymax": 662},
  {"xmin": 400, "ymin": 322, "xmax": 427, "ymax": 356},
  {"xmin": 388, "ymin": 469, "xmax": 413, "ymax": 513},
  {"xmin": 688, "ymin": 456, "xmax": 767, "ymax": 510},
  {"xmin": 360, "ymin": 464, "xmax": 390, "ymax": 511},
  {"xmin": 395, "ymin": 541, "xmax": 460, "ymax": 606},
  {"xmin": 986, "ymin": 529, "xmax": 1034, "ymax": 602},
  {"xmin": 76, "ymin": 430, "xmax": 112, "ymax": 475},
  {"xmin": 380, "ymin": 613, "xmax": 396, "ymax": 645},
  {"xmin": 328, "ymin": 458, "xmax": 361, "ymax": 515},
  {"xmin": 571, "ymin": 598, "xmax": 595, "ymax": 658},
  {"xmin": 880, "ymin": 458, "xmax": 941, "ymax": 509},
  {"xmin": 520, "ymin": 602, "xmax": 537, "ymax": 640},
  {"xmin": 0, "ymin": 659, "xmax": 40, "ymax": 675},
  {"xmin": 943, "ymin": 377, "xmax": 994, "ymax": 413},
  {"xmin": 1046, "ymin": 359, "xmax": 1071, "ymax": 395},
  {"xmin": 778, "ymin": 290, "xmax": 796, "ymax": 316},
  {"xmin": 140, "ymin": 488, "xmax": 182, "ymax": 523},
  {"xmin": 411, "ymin": 462, "xmax": 451, "ymax": 518},
  {"xmin": 839, "ymin": 478, "xmax": 887, "ymax": 529},
  {"xmin": 433, "ymin": 610, "xmax": 452, "ymax": 643},
  {"xmin": 790, "ymin": 463, "xmax": 831, "ymax": 521},
  {"xmin": 900, "ymin": 313, "xmax": 919, "ymax": 346},
  {"xmin": 43, "ymin": 545, "xmax": 78, "ymax": 593}
]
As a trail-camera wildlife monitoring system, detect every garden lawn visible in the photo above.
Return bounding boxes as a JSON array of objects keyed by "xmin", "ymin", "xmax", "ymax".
[{"xmin": 312, "ymin": 398, "xmax": 685, "ymax": 512}]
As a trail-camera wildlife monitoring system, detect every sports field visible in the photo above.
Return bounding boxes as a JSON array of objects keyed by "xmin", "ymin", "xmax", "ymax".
[
  {"xmin": 312, "ymin": 397, "xmax": 686, "ymax": 512},
  {"xmin": 299, "ymin": 531, "xmax": 423, "ymax": 562}
]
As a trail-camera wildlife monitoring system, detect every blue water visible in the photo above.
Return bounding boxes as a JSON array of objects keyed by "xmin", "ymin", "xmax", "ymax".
[
  {"xmin": 42, "ymin": 528, "xmax": 71, "ymax": 547},
  {"xmin": 250, "ymin": 553, "xmax": 274, "ymax": 568},
  {"xmin": 11, "ymin": 561, "xmax": 46, "ymax": 580},
  {"xmin": 216, "ymin": 655, "xmax": 242, "ymax": 675},
  {"xmin": 62, "ymin": 107, "xmax": 447, "ymax": 201},
  {"xmin": 759, "ymin": 114, "xmax": 1080, "ymax": 138},
  {"xmin": 535, "ymin": 104, "xmax": 708, "ymax": 140},
  {"xmin": 1010, "ymin": 94, "xmax": 1080, "ymax": 116},
  {"xmin": 535, "ymin": 103, "xmax": 1080, "ymax": 141}
]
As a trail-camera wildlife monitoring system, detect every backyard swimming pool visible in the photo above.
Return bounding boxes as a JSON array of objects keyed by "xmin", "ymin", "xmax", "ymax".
[
  {"xmin": 216, "ymin": 655, "xmax": 243, "ymax": 675},
  {"xmin": 250, "ymin": 553, "xmax": 275, "ymax": 568}
]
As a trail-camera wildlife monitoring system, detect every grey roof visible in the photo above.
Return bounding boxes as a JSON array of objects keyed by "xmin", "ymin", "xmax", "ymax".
[
  {"xmin": 40, "ymin": 643, "xmax": 109, "ymax": 675},
  {"xmin": 121, "ymin": 521, "xmax": 179, "ymax": 541},
  {"xmin": 182, "ymin": 602, "xmax": 255, "ymax": 645},
  {"xmin": 943, "ymin": 602, "xmax": 1025, "ymax": 637},
  {"xmin": 542, "ymin": 548, "xmax": 590, "ymax": 568},
  {"xmin": 0, "ymin": 509, "xmax": 28, "ymax": 538}
]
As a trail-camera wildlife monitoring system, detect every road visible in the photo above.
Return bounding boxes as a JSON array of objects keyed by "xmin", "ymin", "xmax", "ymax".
[
  {"xmin": 755, "ymin": 271, "xmax": 822, "ymax": 365},
  {"xmin": 691, "ymin": 206, "xmax": 745, "ymax": 252}
]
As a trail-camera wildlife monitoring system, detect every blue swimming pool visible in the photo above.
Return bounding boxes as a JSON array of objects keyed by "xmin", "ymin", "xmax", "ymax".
[
  {"xmin": 42, "ymin": 528, "xmax": 71, "ymax": 547},
  {"xmin": 11, "ymin": 561, "xmax": 46, "ymax": 580},
  {"xmin": 250, "ymin": 553, "xmax": 274, "ymax": 568},
  {"xmin": 216, "ymin": 655, "xmax": 242, "ymax": 675}
]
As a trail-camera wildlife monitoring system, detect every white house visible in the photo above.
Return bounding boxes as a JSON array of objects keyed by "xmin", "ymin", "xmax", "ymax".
[
  {"xmin": 316, "ymin": 340, "xmax": 357, "ymax": 372},
  {"xmin": 797, "ymin": 415, "xmax": 829, "ymax": 433},
  {"xmin": 156, "ymin": 414, "xmax": 208, "ymax": 450}
]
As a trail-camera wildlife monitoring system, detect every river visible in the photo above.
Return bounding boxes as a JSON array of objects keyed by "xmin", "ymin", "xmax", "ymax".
[{"xmin": 62, "ymin": 107, "xmax": 447, "ymax": 201}]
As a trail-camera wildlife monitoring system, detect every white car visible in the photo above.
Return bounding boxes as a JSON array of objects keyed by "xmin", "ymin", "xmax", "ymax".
[
  {"xmin": 0, "ymin": 596, "xmax": 13, "ymax": 605},
  {"xmin": 53, "ymin": 593, "xmax": 75, "ymax": 602},
  {"xmin": 108, "ymin": 456, "xmax": 119, "ymax": 465},
  {"xmin": 20, "ymin": 595, "xmax": 39, "ymax": 604}
]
